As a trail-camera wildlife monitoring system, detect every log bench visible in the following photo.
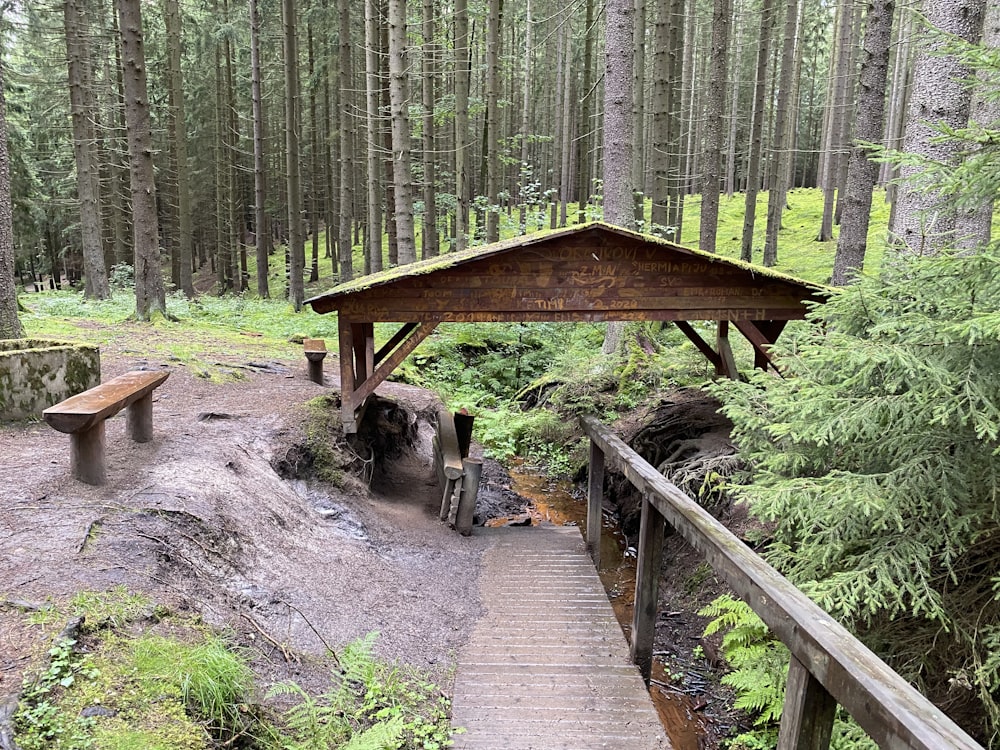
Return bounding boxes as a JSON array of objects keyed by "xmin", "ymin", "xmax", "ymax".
[{"xmin": 42, "ymin": 370, "xmax": 170, "ymax": 485}]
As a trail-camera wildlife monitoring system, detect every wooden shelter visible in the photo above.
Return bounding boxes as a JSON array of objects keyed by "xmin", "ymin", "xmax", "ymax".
[{"xmin": 305, "ymin": 222, "xmax": 829, "ymax": 432}]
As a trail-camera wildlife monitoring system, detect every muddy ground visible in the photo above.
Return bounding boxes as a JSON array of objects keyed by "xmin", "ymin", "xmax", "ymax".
[
  {"xmin": 0, "ymin": 352, "xmax": 504, "ymax": 705},
  {"xmin": 1, "ymin": 350, "xmax": 746, "ymax": 748}
]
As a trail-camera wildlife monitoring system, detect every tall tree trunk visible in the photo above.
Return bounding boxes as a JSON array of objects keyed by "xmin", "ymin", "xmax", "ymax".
[
  {"xmin": 388, "ymin": 0, "xmax": 417, "ymax": 262},
  {"xmin": 118, "ymin": 0, "xmax": 165, "ymax": 320},
  {"xmin": 65, "ymin": 0, "xmax": 110, "ymax": 299},
  {"xmin": 817, "ymin": 0, "xmax": 853, "ymax": 241},
  {"xmin": 484, "ymin": 0, "xmax": 502, "ymax": 242},
  {"xmin": 559, "ymin": 14, "xmax": 573, "ymax": 228},
  {"xmin": 724, "ymin": 0, "xmax": 743, "ymax": 197},
  {"xmin": 454, "ymin": 0, "xmax": 470, "ymax": 251},
  {"xmin": 223, "ymin": 0, "xmax": 244, "ymax": 294},
  {"xmin": 576, "ymin": 0, "xmax": 596, "ymax": 223},
  {"xmin": 308, "ymin": 16, "xmax": 320, "ymax": 284},
  {"xmin": 517, "ymin": 0, "xmax": 533, "ymax": 234},
  {"xmin": 664, "ymin": 0, "xmax": 686, "ymax": 236},
  {"xmin": 699, "ymin": 0, "xmax": 732, "ymax": 253},
  {"xmin": 879, "ymin": 3, "xmax": 912, "ymax": 189},
  {"xmin": 165, "ymin": 0, "xmax": 193, "ymax": 297},
  {"xmin": 365, "ymin": 0, "xmax": 384, "ymax": 271},
  {"xmin": 739, "ymin": 0, "xmax": 777, "ymax": 262},
  {"xmin": 0, "ymin": 49, "xmax": 23, "ymax": 340},
  {"xmin": 338, "ymin": 0, "xmax": 355, "ymax": 280},
  {"xmin": 891, "ymin": 0, "xmax": 986, "ymax": 255},
  {"xmin": 249, "ymin": 0, "xmax": 270, "ymax": 298},
  {"xmin": 955, "ymin": 1, "xmax": 1000, "ymax": 248},
  {"xmin": 602, "ymin": 0, "xmax": 635, "ymax": 355},
  {"xmin": 649, "ymin": 0, "xmax": 670, "ymax": 233},
  {"xmin": 762, "ymin": 0, "xmax": 800, "ymax": 267},
  {"xmin": 833, "ymin": 1, "xmax": 863, "ymax": 226},
  {"xmin": 832, "ymin": 0, "xmax": 895, "ymax": 284},
  {"xmin": 422, "ymin": 0, "xmax": 438, "ymax": 257},
  {"xmin": 632, "ymin": 0, "xmax": 647, "ymax": 225},
  {"xmin": 282, "ymin": 0, "xmax": 305, "ymax": 309}
]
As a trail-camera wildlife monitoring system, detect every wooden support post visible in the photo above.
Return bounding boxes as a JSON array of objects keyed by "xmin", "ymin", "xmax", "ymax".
[
  {"xmin": 126, "ymin": 393, "xmax": 154, "ymax": 442},
  {"xmin": 587, "ymin": 440, "xmax": 605, "ymax": 568},
  {"xmin": 455, "ymin": 458, "xmax": 483, "ymax": 536},
  {"xmin": 338, "ymin": 317, "xmax": 357, "ymax": 432},
  {"xmin": 630, "ymin": 492, "xmax": 665, "ymax": 682},
  {"xmin": 716, "ymin": 320, "xmax": 738, "ymax": 380},
  {"xmin": 70, "ymin": 422, "xmax": 106, "ymax": 486},
  {"xmin": 777, "ymin": 655, "xmax": 836, "ymax": 750}
]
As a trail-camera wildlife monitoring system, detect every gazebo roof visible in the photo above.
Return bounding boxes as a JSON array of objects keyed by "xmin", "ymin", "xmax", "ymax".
[{"xmin": 305, "ymin": 222, "xmax": 830, "ymax": 322}]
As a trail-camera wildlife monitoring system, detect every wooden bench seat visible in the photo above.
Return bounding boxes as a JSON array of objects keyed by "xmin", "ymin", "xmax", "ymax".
[{"xmin": 43, "ymin": 370, "xmax": 169, "ymax": 485}]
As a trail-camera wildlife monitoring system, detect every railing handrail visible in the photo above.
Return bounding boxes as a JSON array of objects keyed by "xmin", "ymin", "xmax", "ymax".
[{"xmin": 580, "ymin": 415, "xmax": 983, "ymax": 750}]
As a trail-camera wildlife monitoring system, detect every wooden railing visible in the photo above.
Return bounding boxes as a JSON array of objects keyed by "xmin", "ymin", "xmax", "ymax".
[{"xmin": 580, "ymin": 415, "xmax": 983, "ymax": 750}]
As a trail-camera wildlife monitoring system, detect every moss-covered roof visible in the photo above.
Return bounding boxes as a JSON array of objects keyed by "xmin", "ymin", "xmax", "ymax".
[{"xmin": 304, "ymin": 222, "xmax": 832, "ymax": 309}]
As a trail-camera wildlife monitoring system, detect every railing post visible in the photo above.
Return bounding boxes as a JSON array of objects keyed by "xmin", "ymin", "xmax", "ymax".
[
  {"xmin": 586, "ymin": 440, "xmax": 605, "ymax": 568},
  {"xmin": 777, "ymin": 655, "xmax": 836, "ymax": 750},
  {"xmin": 630, "ymin": 491, "xmax": 665, "ymax": 682}
]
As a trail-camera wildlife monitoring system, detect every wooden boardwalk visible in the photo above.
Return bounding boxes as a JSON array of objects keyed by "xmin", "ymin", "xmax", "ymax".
[{"xmin": 451, "ymin": 525, "xmax": 672, "ymax": 749}]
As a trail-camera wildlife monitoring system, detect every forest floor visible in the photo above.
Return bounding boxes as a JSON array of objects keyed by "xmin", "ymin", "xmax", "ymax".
[{"xmin": 0, "ymin": 342, "xmax": 745, "ymax": 748}]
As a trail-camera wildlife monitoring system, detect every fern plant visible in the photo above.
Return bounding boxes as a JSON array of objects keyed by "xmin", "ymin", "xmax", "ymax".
[{"xmin": 266, "ymin": 632, "xmax": 455, "ymax": 750}]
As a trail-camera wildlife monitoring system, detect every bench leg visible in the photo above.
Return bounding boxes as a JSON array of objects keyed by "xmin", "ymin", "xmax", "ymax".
[
  {"xmin": 127, "ymin": 394, "xmax": 154, "ymax": 442},
  {"xmin": 70, "ymin": 423, "xmax": 106, "ymax": 485}
]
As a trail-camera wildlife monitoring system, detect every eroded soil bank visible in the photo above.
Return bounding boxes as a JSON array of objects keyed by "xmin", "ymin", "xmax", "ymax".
[{"xmin": 0, "ymin": 356, "xmax": 491, "ymax": 709}]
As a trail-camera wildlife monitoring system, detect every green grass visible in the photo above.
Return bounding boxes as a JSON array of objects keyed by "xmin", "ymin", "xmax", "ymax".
[{"xmin": 12, "ymin": 589, "xmax": 458, "ymax": 750}]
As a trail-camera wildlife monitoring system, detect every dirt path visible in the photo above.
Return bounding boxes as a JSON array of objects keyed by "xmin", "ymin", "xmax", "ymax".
[{"xmin": 0, "ymin": 353, "xmax": 491, "ymax": 698}]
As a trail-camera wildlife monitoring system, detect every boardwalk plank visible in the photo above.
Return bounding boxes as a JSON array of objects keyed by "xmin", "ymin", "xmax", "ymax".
[{"xmin": 451, "ymin": 525, "xmax": 672, "ymax": 750}]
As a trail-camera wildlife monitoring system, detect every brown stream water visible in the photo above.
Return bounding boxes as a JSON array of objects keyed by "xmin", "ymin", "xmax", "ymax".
[{"xmin": 496, "ymin": 464, "xmax": 713, "ymax": 750}]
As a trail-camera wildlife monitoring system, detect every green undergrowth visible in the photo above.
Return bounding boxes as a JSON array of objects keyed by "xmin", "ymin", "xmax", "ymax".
[{"xmin": 12, "ymin": 587, "xmax": 458, "ymax": 750}]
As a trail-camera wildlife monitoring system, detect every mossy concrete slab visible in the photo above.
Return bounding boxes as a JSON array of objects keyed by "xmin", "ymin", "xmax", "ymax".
[{"xmin": 0, "ymin": 339, "xmax": 100, "ymax": 421}]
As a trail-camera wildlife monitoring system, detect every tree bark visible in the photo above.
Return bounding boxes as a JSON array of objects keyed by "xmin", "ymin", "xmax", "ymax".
[
  {"xmin": 739, "ymin": 0, "xmax": 777, "ymax": 262},
  {"xmin": 0, "ymin": 51, "xmax": 23, "ymax": 340},
  {"xmin": 891, "ymin": 0, "xmax": 986, "ymax": 255},
  {"xmin": 282, "ymin": 0, "xmax": 305, "ymax": 309},
  {"xmin": 955, "ymin": 1, "xmax": 1000, "ymax": 249},
  {"xmin": 388, "ymin": 0, "xmax": 417, "ymax": 262},
  {"xmin": 649, "ymin": 0, "xmax": 670, "ymax": 233},
  {"xmin": 118, "ymin": 0, "xmax": 165, "ymax": 320},
  {"xmin": 249, "ymin": 0, "xmax": 270, "ymax": 297},
  {"xmin": 602, "ymin": 0, "xmax": 635, "ymax": 355},
  {"xmin": 422, "ymin": 0, "xmax": 438, "ymax": 257},
  {"xmin": 817, "ymin": 0, "xmax": 855, "ymax": 241},
  {"xmin": 576, "ymin": 0, "xmax": 596, "ymax": 223},
  {"xmin": 832, "ymin": 0, "xmax": 895, "ymax": 284},
  {"xmin": 762, "ymin": 0, "xmax": 801, "ymax": 267},
  {"xmin": 454, "ymin": 0, "xmax": 470, "ymax": 251},
  {"xmin": 339, "ymin": 0, "xmax": 356, "ymax": 278},
  {"xmin": 699, "ymin": 0, "xmax": 732, "ymax": 253},
  {"xmin": 632, "ymin": 0, "xmax": 647, "ymax": 226},
  {"xmin": 165, "ymin": 0, "xmax": 193, "ymax": 298},
  {"xmin": 365, "ymin": 0, "xmax": 384, "ymax": 271},
  {"xmin": 65, "ymin": 0, "xmax": 110, "ymax": 300},
  {"xmin": 484, "ymin": 0, "xmax": 502, "ymax": 242}
]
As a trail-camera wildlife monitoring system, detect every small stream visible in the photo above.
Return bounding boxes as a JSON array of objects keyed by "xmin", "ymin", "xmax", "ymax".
[{"xmin": 496, "ymin": 463, "xmax": 713, "ymax": 750}]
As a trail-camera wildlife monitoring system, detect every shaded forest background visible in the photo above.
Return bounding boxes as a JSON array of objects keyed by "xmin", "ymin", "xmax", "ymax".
[{"xmin": 1, "ymin": 0, "xmax": 983, "ymax": 315}]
